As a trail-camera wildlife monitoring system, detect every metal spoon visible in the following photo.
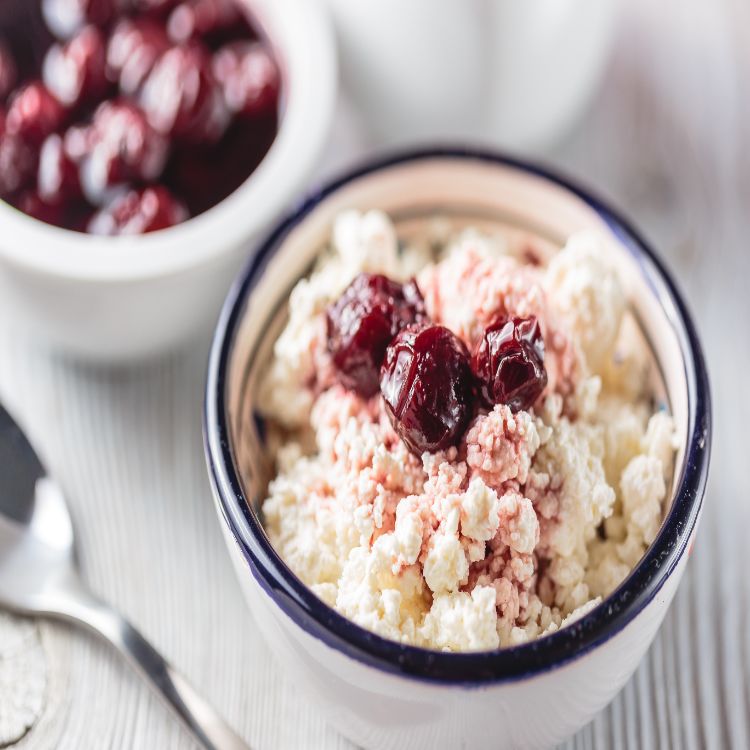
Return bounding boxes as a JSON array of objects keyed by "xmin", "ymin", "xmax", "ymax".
[{"xmin": 0, "ymin": 402, "xmax": 250, "ymax": 750}]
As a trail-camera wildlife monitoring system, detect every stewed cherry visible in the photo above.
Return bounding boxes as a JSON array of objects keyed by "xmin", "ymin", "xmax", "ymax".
[
  {"xmin": 37, "ymin": 132, "xmax": 80, "ymax": 203},
  {"xmin": 0, "ymin": 118, "xmax": 37, "ymax": 198},
  {"xmin": 87, "ymin": 184, "xmax": 187, "ymax": 234},
  {"xmin": 0, "ymin": 0, "xmax": 280, "ymax": 233},
  {"xmin": 16, "ymin": 189, "xmax": 67, "ymax": 226},
  {"xmin": 213, "ymin": 41, "xmax": 279, "ymax": 118},
  {"xmin": 106, "ymin": 18, "xmax": 170, "ymax": 95},
  {"xmin": 6, "ymin": 81, "xmax": 66, "ymax": 145},
  {"xmin": 471, "ymin": 315, "xmax": 548, "ymax": 412},
  {"xmin": 167, "ymin": 0, "xmax": 243, "ymax": 44},
  {"xmin": 326, "ymin": 273, "xmax": 427, "ymax": 398},
  {"xmin": 139, "ymin": 42, "xmax": 228, "ymax": 144},
  {"xmin": 79, "ymin": 99, "xmax": 168, "ymax": 203},
  {"xmin": 42, "ymin": 0, "xmax": 119, "ymax": 40},
  {"xmin": 380, "ymin": 324, "xmax": 475, "ymax": 455},
  {"xmin": 42, "ymin": 24, "xmax": 108, "ymax": 108}
]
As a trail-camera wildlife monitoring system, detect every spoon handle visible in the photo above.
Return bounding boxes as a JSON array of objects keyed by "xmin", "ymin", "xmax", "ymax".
[{"xmin": 52, "ymin": 583, "xmax": 251, "ymax": 750}]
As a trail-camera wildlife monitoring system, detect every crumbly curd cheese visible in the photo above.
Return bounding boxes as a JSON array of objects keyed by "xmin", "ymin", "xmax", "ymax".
[{"xmin": 259, "ymin": 210, "xmax": 676, "ymax": 651}]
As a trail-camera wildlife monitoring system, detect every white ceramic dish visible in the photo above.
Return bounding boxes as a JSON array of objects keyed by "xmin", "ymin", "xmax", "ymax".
[
  {"xmin": 205, "ymin": 150, "xmax": 711, "ymax": 750},
  {"xmin": 0, "ymin": 0, "xmax": 337, "ymax": 360},
  {"xmin": 326, "ymin": 0, "xmax": 620, "ymax": 151}
]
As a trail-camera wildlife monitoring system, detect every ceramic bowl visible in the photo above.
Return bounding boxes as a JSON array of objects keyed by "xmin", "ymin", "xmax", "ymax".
[
  {"xmin": 204, "ymin": 149, "xmax": 711, "ymax": 750},
  {"xmin": 0, "ymin": 0, "xmax": 337, "ymax": 360},
  {"xmin": 325, "ymin": 0, "xmax": 620, "ymax": 151}
]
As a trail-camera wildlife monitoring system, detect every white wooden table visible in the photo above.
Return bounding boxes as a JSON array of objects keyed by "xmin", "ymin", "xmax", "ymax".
[{"xmin": 1, "ymin": 0, "xmax": 748, "ymax": 746}]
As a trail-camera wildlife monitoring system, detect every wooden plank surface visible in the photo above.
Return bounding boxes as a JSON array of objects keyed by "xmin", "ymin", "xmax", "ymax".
[{"xmin": 1, "ymin": 0, "xmax": 748, "ymax": 746}]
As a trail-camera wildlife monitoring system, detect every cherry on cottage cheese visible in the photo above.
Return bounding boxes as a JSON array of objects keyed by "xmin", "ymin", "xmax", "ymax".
[
  {"xmin": 472, "ymin": 315, "xmax": 548, "ymax": 413},
  {"xmin": 326, "ymin": 273, "xmax": 427, "ymax": 398},
  {"xmin": 0, "ymin": 0, "xmax": 280, "ymax": 233},
  {"xmin": 380, "ymin": 324, "xmax": 475, "ymax": 455},
  {"xmin": 326, "ymin": 276, "xmax": 547, "ymax": 452}
]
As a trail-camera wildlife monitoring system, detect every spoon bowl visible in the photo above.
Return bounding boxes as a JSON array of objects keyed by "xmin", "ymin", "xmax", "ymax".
[
  {"xmin": 0, "ymin": 402, "xmax": 250, "ymax": 750},
  {"xmin": 0, "ymin": 404, "xmax": 78, "ymax": 614}
]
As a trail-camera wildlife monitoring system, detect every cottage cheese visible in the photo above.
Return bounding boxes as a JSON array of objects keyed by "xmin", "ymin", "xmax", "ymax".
[{"xmin": 259, "ymin": 210, "xmax": 677, "ymax": 652}]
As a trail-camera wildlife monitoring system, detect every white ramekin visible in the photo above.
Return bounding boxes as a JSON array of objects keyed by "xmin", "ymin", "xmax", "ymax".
[
  {"xmin": 325, "ymin": 0, "xmax": 620, "ymax": 151},
  {"xmin": 205, "ymin": 150, "xmax": 711, "ymax": 750},
  {"xmin": 0, "ymin": 0, "xmax": 337, "ymax": 360}
]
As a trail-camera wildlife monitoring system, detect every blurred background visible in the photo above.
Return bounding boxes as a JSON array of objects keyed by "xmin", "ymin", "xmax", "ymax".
[{"xmin": 0, "ymin": 0, "xmax": 747, "ymax": 747}]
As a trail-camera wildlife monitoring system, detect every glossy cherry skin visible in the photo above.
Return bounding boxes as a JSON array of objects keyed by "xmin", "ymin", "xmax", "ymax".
[
  {"xmin": 139, "ymin": 42, "xmax": 228, "ymax": 144},
  {"xmin": 327, "ymin": 273, "xmax": 427, "ymax": 397},
  {"xmin": 106, "ymin": 17, "xmax": 170, "ymax": 95},
  {"xmin": 42, "ymin": 24, "xmax": 108, "ymax": 108},
  {"xmin": 213, "ymin": 41, "xmax": 280, "ymax": 118},
  {"xmin": 380, "ymin": 324, "xmax": 475, "ymax": 455},
  {"xmin": 79, "ymin": 99, "xmax": 168, "ymax": 203},
  {"xmin": 0, "ymin": 108, "xmax": 36, "ymax": 198},
  {"xmin": 37, "ymin": 132, "xmax": 81, "ymax": 203},
  {"xmin": 167, "ymin": 0, "xmax": 242, "ymax": 44},
  {"xmin": 42, "ymin": 0, "xmax": 121, "ymax": 40},
  {"xmin": 16, "ymin": 189, "xmax": 67, "ymax": 226},
  {"xmin": 0, "ymin": 135, "xmax": 36, "ymax": 198},
  {"xmin": 5, "ymin": 81, "xmax": 66, "ymax": 145},
  {"xmin": 471, "ymin": 315, "xmax": 548, "ymax": 412},
  {"xmin": 87, "ymin": 184, "xmax": 188, "ymax": 234},
  {"xmin": 1, "ymin": 0, "xmax": 280, "ymax": 232}
]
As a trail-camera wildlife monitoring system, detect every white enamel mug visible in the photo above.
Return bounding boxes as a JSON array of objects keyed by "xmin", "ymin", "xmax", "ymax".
[
  {"xmin": 0, "ymin": 0, "xmax": 337, "ymax": 361},
  {"xmin": 326, "ymin": 0, "xmax": 620, "ymax": 150},
  {"xmin": 205, "ymin": 149, "xmax": 711, "ymax": 749}
]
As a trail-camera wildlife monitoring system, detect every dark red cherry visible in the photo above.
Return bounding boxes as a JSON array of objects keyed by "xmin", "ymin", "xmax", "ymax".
[
  {"xmin": 0, "ymin": 110, "xmax": 36, "ymax": 197},
  {"xmin": 42, "ymin": 0, "xmax": 120, "ymax": 40},
  {"xmin": 139, "ymin": 43, "xmax": 228, "ymax": 144},
  {"xmin": 213, "ymin": 41, "xmax": 280, "ymax": 118},
  {"xmin": 42, "ymin": 25, "xmax": 108, "ymax": 108},
  {"xmin": 38, "ymin": 133, "xmax": 81, "ymax": 203},
  {"xmin": 106, "ymin": 18, "xmax": 170, "ymax": 95},
  {"xmin": 87, "ymin": 185, "xmax": 188, "ymax": 234},
  {"xmin": 79, "ymin": 99, "xmax": 168, "ymax": 203},
  {"xmin": 6, "ymin": 81, "xmax": 66, "ymax": 145},
  {"xmin": 471, "ymin": 315, "xmax": 547, "ymax": 412},
  {"xmin": 0, "ymin": 135, "xmax": 36, "ymax": 198},
  {"xmin": 15, "ymin": 189, "xmax": 67, "ymax": 227},
  {"xmin": 326, "ymin": 273, "xmax": 427, "ymax": 397},
  {"xmin": 380, "ymin": 324, "xmax": 475, "ymax": 455},
  {"xmin": 0, "ymin": 42, "xmax": 18, "ymax": 101},
  {"xmin": 60, "ymin": 122, "xmax": 91, "ymax": 162},
  {"xmin": 167, "ymin": 0, "xmax": 243, "ymax": 44}
]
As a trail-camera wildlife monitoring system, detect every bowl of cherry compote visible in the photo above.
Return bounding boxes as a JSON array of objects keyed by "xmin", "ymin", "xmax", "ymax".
[
  {"xmin": 0, "ymin": 0, "xmax": 282, "ymax": 233},
  {"xmin": 0, "ymin": 0, "xmax": 336, "ymax": 359}
]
